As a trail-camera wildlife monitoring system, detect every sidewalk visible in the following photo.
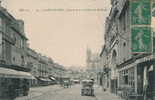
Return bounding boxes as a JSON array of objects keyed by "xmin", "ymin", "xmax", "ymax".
[
  {"xmin": 15, "ymin": 85, "xmax": 62, "ymax": 100},
  {"xmin": 94, "ymin": 86, "xmax": 121, "ymax": 100}
]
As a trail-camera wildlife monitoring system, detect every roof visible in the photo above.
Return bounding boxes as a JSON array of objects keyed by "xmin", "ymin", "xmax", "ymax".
[{"xmin": 0, "ymin": 7, "xmax": 28, "ymax": 40}]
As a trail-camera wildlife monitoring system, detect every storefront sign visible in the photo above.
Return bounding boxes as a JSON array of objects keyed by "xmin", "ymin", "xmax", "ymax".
[{"xmin": 136, "ymin": 55, "xmax": 155, "ymax": 63}]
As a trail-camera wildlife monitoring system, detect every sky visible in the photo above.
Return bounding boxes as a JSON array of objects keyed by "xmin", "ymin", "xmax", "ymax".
[{"xmin": 3, "ymin": 0, "xmax": 111, "ymax": 67}]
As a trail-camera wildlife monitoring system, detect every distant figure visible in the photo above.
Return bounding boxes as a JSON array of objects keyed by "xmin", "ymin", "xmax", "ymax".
[
  {"xmin": 90, "ymin": 79, "xmax": 94, "ymax": 85},
  {"xmin": 60, "ymin": 78, "xmax": 64, "ymax": 87}
]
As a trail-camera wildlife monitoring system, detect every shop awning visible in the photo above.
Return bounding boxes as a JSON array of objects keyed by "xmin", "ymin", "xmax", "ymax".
[
  {"xmin": 39, "ymin": 78, "xmax": 51, "ymax": 82},
  {"xmin": 18, "ymin": 71, "xmax": 36, "ymax": 79},
  {"xmin": 49, "ymin": 77, "xmax": 56, "ymax": 81},
  {"xmin": 0, "ymin": 67, "xmax": 35, "ymax": 79}
]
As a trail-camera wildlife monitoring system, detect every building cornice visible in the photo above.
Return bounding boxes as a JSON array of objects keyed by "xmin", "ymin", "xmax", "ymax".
[{"xmin": 0, "ymin": 7, "xmax": 28, "ymax": 40}]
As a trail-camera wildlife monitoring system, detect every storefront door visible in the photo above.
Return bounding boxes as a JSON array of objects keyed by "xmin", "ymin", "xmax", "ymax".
[{"xmin": 148, "ymin": 65, "xmax": 155, "ymax": 99}]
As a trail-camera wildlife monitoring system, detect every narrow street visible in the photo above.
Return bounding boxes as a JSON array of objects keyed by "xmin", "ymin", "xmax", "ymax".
[{"xmin": 16, "ymin": 84, "xmax": 120, "ymax": 100}]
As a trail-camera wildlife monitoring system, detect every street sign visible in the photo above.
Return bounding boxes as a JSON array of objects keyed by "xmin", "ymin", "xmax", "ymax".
[
  {"xmin": 131, "ymin": 27, "xmax": 152, "ymax": 53},
  {"xmin": 131, "ymin": 0, "xmax": 151, "ymax": 25}
]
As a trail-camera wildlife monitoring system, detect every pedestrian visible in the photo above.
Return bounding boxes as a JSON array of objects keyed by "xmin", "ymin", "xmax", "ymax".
[{"xmin": 23, "ymin": 79, "xmax": 30, "ymax": 96}]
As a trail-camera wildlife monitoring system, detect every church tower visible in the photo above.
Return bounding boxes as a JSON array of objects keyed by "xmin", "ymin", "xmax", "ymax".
[{"xmin": 86, "ymin": 47, "xmax": 92, "ymax": 69}]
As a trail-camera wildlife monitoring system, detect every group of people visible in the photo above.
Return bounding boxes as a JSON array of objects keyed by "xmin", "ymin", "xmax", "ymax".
[{"xmin": 60, "ymin": 79, "xmax": 72, "ymax": 88}]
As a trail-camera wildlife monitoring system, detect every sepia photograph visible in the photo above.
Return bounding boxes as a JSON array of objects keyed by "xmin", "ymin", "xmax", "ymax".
[{"xmin": 0, "ymin": 0, "xmax": 154, "ymax": 100}]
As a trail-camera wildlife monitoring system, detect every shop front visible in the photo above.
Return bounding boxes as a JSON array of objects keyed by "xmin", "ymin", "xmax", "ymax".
[
  {"xmin": 137, "ymin": 60, "xmax": 155, "ymax": 100},
  {"xmin": 0, "ymin": 67, "xmax": 34, "ymax": 99},
  {"xmin": 102, "ymin": 67, "xmax": 111, "ymax": 91},
  {"xmin": 118, "ymin": 55, "xmax": 155, "ymax": 100},
  {"xmin": 118, "ymin": 64, "xmax": 136, "ymax": 99},
  {"xmin": 110, "ymin": 67, "xmax": 118, "ymax": 94}
]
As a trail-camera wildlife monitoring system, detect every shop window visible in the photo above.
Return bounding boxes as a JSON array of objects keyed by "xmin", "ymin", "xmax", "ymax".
[
  {"xmin": 153, "ymin": 37, "xmax": 155, "ymax": 53},
  {"xmin": 107, "ymin": 81, "xmax": 109, "ymax": 88},
  {"xmin": 13, "ymin": 57, "xmax": 15, "ymax": 62},
  {"xmin": 123, "ymin": 42, "xmax": 126, "ymax": 47},
  {"xmin": 124, "ymin": 75, "xmax": 128, "ymax": 85},
  {"xmin": 0, "ymin": 18, "xmax": 2, "ymax": 30}
]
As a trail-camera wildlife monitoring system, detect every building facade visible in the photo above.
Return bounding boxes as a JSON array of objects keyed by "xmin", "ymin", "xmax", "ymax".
[
  {"xmin": 0, "ymin": 4, "xmax": 68, "ymax": 98},
  {"xmin": 26, "ymin": 48, "xmax": 39, "ymax": 86},
  {"xmin": 0, "ymin": 6, "xmax": 33, "ymax": 98},
  {"xmin": 0, "ymin": 7, "xmax": 29, "ymax": 71},
  {"xmin": 100, "ymin": 0, "xmax": 155, "ymax": 99},
  {"xmin": 26, "ymin": 49, "xmax": 67, "ymax": 86}
]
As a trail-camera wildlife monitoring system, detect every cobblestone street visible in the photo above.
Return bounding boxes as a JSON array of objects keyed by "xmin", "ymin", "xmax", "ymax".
[{"xmin": 15, "ymin": 85, "xmax": 120, "ymax": 100}]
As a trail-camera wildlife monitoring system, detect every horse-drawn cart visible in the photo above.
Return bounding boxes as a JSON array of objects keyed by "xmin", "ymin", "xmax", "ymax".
[{"xmin": 60, "ymin": 77, "xmax": 71, "ymax": 88}]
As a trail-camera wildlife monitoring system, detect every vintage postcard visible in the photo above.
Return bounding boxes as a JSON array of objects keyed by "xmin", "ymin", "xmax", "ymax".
[{"xmin": 0, "ymin": 0, "xmax": 154, "ymax": 100}]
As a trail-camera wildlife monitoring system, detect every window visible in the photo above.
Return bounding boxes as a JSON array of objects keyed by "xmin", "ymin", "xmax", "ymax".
[
  {"xmin": 123, "ymin": 42, "xmax": 126, "ymax": 47},
  {"xmin": 153, "ymin": 37, "xmax": 155, "ymax": 53},
  {"xmin": 20, "ymin": 40, "xmax": 23, "ymax": 48},
  {"xmin": 119, "ymin": 3, "xmax": 129, "ymax": 33},
  {"xmin": 124, "ymin": 75, "xmax": 128, "ymax": 85},
  {"xmin": 128, "ymin": 68, "xmax": 135, "ymax": 88},
  {"xmin": 119, "ymin": 10, "xmax": 126, "ymax": 32},
  {"xmin": 13, "ymin": 57, "xmax": 15, "ymax": 62},
  {"xmin": 0, "ymin": 18, "xmax": 2, "ymax": 31},
  {"xmin": 21, "ymin": 55, "xmax": 25, "ymax": 66},
  {"xmin": 126, "ymin": 5, "xmax": 129, "ymax": 31}
]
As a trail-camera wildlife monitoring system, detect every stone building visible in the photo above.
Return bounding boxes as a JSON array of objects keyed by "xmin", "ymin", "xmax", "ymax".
[
  {"xmin": 26, "ymin": 48, "xmax": 66, "ymax": 86},
  {"xmin": 100, "ymin": 45, "xmax": 110, "ymax": 91},
  {"xmin": 38, "ymin": 55, "xmax": 50, "ymax": 77},
  {"xmin": 0, "ymin": 7, "xmax": 29, "ymax": 71},
  {"xmin": 26, "ymin": 48, "xmax": 39, "ymax": 86},
  {"xmin": 36, "ymin": 54, "xmax": 55, "ymax": 85},
  {"xmin": 100, "ymin": 0, "xmax": 155, "ymax": 99},
  {"xmin": 52, "ymin": 63, "xmax": 66, "ymax": 78},
  {"xmin": 47, "ymin": 57, "xmax": 55, "ymax": 75},
  {"xmin": 100, "ymin": 0, "xmax": 129, "ymax": 93},
  {"xmin": 0, "ymin": 5, "xmax": 33, "ymax": 98},
  {"xmin": 26, "ymin": 49, "xmax": 57, "ymax": 86},
  {"xmin": 0, "ymin": 4, "xmax": 67, "ymax": 98}
]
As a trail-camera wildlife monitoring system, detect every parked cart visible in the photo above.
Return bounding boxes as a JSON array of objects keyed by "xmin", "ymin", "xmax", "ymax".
[{"xmin": 81, "ymin": 79, "xmax": 94, "ymax": 96}]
